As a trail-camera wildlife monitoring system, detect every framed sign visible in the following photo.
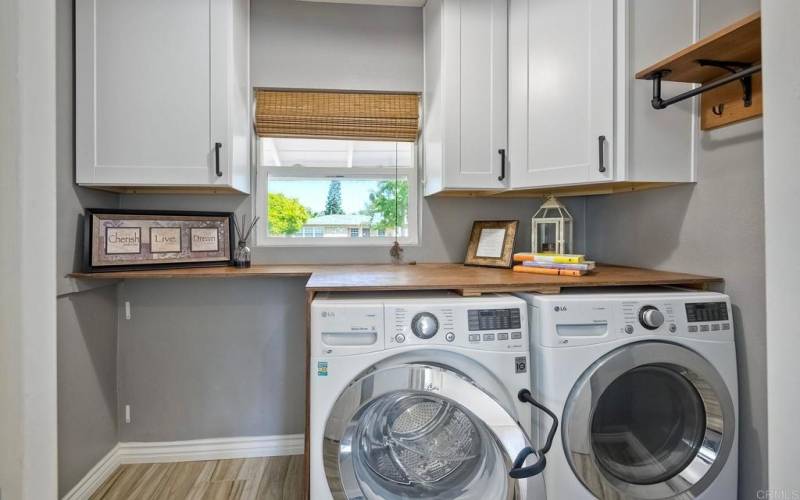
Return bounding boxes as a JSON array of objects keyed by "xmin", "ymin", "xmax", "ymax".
[
  {"xmin": 83, "ymin": 209, "xmax": 235, "ymax": 272},
  {"xmin": 464, "ymin": 220, "xmax": 518, "ymax": 268}
]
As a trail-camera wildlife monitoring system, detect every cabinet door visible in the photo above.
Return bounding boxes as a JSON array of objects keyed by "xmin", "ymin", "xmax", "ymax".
[
  {"xmin": 76, "ymin": 0, "xmax": 228, "ymax": 186},
  {"xmin": 442, "ymin": 0, "xmax": 508, "ymax": 190},
  {"xmin": 510, "ymin": 0, "xmax": 614, "ymax": 188}
]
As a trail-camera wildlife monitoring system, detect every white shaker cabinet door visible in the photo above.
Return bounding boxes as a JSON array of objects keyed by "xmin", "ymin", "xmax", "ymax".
[
  {"xmin": 445, "ymin": 0, "xmax": 508, "ymax": 189},
  {"xmin": 510, "ymin": 0, "xmax": 614, "ymax": 188},
  {"xmin": 424, "ymin": 0, "xmax": 508, "ymax": 194},
  {"xmin": 76, "ymin": 0, "xmax": 229, "ymax": 187}
]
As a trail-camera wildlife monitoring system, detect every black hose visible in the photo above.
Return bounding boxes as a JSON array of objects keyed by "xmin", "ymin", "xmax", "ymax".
[{"xmin": 508, "ymin": 389, "xmax": 559, "ymax": 479}]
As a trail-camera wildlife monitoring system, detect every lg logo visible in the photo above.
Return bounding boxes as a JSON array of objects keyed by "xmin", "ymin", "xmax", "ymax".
[{"xmin": 554, "ymin": 306, "xmax": 568, "ymax": 312}]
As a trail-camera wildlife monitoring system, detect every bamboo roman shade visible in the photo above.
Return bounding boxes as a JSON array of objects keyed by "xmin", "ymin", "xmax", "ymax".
[{"xmin": 254, "ymin": 90, "xmax": 420, "ymax": 142}]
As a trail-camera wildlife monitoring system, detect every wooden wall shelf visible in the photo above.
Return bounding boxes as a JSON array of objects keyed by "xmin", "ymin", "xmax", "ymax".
[
  {"xmin": 636, "ymin": 12, "xmax": 762, "ymax": 130},
  {"xmin": 70, "ymin": 263, "xmax": 721, "ymax": 296}
]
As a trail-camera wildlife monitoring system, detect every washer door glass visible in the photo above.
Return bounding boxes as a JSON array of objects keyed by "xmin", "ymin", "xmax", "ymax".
[
  {"xmin": 324, "ymin": 363, "xmax": 540, "ymax": 500},
  {"xmin": 590, "ymin": 365, "xmax": 706, "ymax": 485},
  {"xmin": 355, "ymin": 391, "xmax": 508, "ymax": 499}
]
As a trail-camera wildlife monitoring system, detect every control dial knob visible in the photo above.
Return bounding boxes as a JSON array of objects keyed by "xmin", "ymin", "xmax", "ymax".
[
  {"xmin": 411, "ymin": 312, "xmax": 439, "ymax": 339},
  {"xmin": 639, "ymin": 305, "xmax": 665, "ymax": 330}
]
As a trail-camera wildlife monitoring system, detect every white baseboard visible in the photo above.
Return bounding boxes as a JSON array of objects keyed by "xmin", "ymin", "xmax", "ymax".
[
  {"xmin": 62, "ymin": 444, "xmax": 121, "ymax": 500},
  {"xmin": 117, "ymin": 434, "xmax": 305, "ymax": 464},
  {"xmin": 62, "ymin": 434, "xmax": 304, "ymax": 500}
]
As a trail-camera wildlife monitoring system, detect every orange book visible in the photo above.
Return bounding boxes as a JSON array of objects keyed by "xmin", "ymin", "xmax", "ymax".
[
  {"xmin": 513, "ymin": 265, "xmax": 586, "ymax": 277},
  {"xmin": 513, "ymin": 253, "xmax": 535, "ymax": 262}
]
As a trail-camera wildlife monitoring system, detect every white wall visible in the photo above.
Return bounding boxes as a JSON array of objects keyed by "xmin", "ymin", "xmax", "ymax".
[
  {"xmin": 0, "ymin": 0, "xmax": 58, "ymax": 498},
  {"xmin": 763, "ymin": 0, "xmax": 800, "ymax": 495},
  {"xmin": 251, "ymin": 0, "xmax": 423, "ymax": 91}
]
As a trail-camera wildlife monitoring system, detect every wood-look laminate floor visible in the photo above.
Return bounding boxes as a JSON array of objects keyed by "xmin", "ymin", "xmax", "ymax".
[{"xmin": 90, "ymin": 456, "xmax": 303, "ymax": 500}]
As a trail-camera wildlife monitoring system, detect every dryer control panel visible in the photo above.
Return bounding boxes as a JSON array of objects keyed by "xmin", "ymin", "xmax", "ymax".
[{"xmin": 523, "ymin": 290, "xmax": 733, "ymax": 348}]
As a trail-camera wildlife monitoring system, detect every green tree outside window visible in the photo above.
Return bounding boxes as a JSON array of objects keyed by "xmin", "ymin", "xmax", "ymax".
[
  {"xmin": 324, "ymin": 180, "xmax": 345, "ymax": 215},
  {"xmin": 268, "ymin": 192, "xmax": 310, "ymax": 235},
  {"xmin": 365, "ymin": 180, "xmax": 409, "ymax": 232}
]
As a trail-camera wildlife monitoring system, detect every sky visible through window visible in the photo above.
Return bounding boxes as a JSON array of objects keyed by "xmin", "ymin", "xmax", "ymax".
[{"xmin": 270, "ymin": 178, "xmax": 380, "ymax": 214}]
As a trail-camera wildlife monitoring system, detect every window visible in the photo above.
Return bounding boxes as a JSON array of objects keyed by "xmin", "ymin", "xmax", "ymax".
[{"xmin": 253, "ymin": 90, "xmax": 419, "ymax": 247}]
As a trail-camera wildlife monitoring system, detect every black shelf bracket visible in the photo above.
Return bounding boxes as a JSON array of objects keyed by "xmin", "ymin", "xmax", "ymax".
[{"xmin": 646, "ymin": 61, "xmax": 762, "ymax": 111}]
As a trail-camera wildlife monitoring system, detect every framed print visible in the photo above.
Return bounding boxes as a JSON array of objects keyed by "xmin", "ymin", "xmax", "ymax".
[
  {"xmin": 464, "ymin": 220, "xmax": 518, "ymax": 268},
  {"xmin": 83, "ymin": 209, "xmax": 235, "ymax": 272}
]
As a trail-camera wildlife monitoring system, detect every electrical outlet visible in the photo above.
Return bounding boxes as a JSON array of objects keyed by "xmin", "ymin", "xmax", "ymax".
[
  {"xmin": 124, "ymin": 404, "xmax": 131, "ymax": 424},
  {"xmin": 124, "ymin": 301, "xmax": 131, "ymax": 320}
]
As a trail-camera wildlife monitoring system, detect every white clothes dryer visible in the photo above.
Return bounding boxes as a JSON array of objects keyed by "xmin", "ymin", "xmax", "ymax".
[{"xmin": 516, "ymin": 287, "xmax": 738, "ymax": 500}]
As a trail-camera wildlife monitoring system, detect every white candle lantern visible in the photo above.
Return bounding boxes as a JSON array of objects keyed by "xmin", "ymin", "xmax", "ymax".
[{"xmin": 532, "ymin": 196, "xmax": 573, "ymax": 254}]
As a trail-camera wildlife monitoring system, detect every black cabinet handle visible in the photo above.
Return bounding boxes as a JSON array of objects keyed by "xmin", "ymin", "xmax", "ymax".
[
  {"xmin": 214, "ymin": 142, "xmax": 223, "ymax": 177},
  {"xmin": 598, "ymin": 136, "xmax": 606, "ymax": 173},
  {"xmin": 498, "ymin": 148, "xmax": 506, "ymax": 181}
]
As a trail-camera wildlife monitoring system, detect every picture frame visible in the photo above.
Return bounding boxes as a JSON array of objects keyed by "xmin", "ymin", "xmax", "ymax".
[
  {"xmin": 83, "ymin": 209, "xmax": 235, "ymax": 272},
  {"xmin": 464, "ymin": 220, "xmax": 519, "ymax": 268}
]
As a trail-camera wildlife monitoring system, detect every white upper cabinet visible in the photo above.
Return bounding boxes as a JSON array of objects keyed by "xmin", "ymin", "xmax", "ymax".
[
  {"xmin": 509, "ymin": 0, "xmax": 614, "ymax": 188},
  {"xmin": 423, "ymin": 0, "xmax": 508, "ymax": 196},
  {"xmin": 76, "ymin": 0, "xmax": 251, "ymax": 193},
  {"xmin": 509, "ymin": 0, "xmax": 697, "ymax": 191}
]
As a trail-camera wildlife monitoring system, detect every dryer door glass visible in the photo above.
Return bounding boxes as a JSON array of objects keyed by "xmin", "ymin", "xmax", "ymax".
[
  {"xmin": 563, "ymin": 341, "xmax": 736, "ymax": 500},
  {"xmin": 590, "ymin": 365, "xmax": 706, "ymax": 484},
  {"xmin": 323, "ymin": 363, "xmax": 541, "ymax": 500}
]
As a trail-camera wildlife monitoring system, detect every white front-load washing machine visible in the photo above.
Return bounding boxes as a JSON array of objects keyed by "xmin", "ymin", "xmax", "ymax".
[
  {"xmin": 517, "ymin": 287, "xmax": 738, "ymax": 500},
  {"xmin": 309, "ymin": 291, "xmax": 555, "ymax": 500}
]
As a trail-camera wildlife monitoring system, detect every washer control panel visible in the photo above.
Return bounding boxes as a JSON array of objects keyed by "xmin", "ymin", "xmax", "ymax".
[
  {"xmin": 386, "ymin": 301, "xmax": 527, "ymax": 352},
  {"xmin": 311, "ymin": 293, "xmax": 528, "ymax": 356}
]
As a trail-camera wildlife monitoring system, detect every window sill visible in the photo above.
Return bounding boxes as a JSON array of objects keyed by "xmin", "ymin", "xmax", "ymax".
[{"xmin": 256, "ymin": 238, "xmax": 420, "ymax": 248}]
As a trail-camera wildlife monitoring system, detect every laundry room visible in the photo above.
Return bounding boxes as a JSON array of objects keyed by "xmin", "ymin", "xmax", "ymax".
[{"xmin": 3, "ymin": 0, "xmax": 798, "ymax": 499}]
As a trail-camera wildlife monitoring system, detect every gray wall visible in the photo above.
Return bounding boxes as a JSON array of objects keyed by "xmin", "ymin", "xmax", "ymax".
[
  {"xmin": 585, "ymin": 2, "xmax": 766, "ymax": 498},
  {"xmin": 117, "ymin": 279, "xmax": 307, "ymax": 441},
  {"xmin": 56, "ymin": 0, "xmax": 120, "ymax": 495},
  {"xmin": 1, "ymin": 0, "xmax": 25, "ymax": 496},
  {"xmin": 57, "ymin": 288, "xmax": 118, "ymax": 496},
  {"xmin": 115, "ymin": 0, "xmax": 586, "ymax": 442},
  {"xmin": 251, "ymin": 0, "xmax": 423, "ymax": 92}
]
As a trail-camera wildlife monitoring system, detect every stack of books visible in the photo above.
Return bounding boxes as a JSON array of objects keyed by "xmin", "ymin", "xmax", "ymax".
[{"xmin": 512, "ymin": 253, "xmax": 595, "ymax": 277}]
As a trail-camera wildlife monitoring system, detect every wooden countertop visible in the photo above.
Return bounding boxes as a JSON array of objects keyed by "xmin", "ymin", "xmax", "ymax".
[{"xmin": 70, "ymin": 263, "xmax": 720, "ymax": 295}]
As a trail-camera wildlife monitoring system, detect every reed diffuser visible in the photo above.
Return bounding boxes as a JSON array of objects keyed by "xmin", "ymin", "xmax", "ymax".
[{"xmin": 232, "ymin": 214, "xmax": 259, "ymax": 268}]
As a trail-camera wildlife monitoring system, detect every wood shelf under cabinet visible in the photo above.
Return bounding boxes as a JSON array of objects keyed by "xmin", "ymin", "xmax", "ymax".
[
  {"xmin": 430, "ymin": 181, "xmax": 681, "ymax": 199},
  {"xmin": 636, "ymin": 12, "xmax": 762, "ymax": 130}
]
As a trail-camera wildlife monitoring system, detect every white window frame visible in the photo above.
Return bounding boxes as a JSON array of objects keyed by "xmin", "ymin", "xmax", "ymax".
[{"xmin": 254, "ymin": 147, "xmax": 420, "ymax": 247}]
